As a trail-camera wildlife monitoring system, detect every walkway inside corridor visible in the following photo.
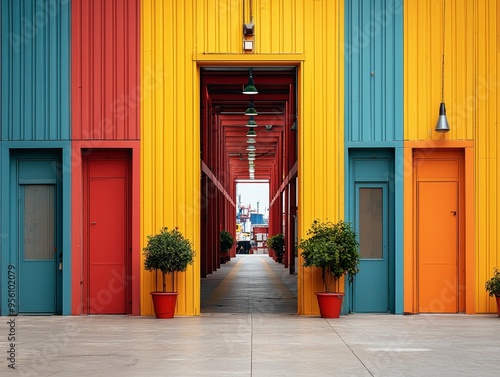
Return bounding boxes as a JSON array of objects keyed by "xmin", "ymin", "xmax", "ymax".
[{"xmin": 201, "ymin": 255, "xmax": 297, "ymax": 314}]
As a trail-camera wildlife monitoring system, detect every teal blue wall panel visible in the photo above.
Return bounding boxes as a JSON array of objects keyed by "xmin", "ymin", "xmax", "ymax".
[
  {"xmin": 344, "ymin": 0, "xmax": 405, "ymax": 315},
  {"xmin": 1, "ymin": 0, "xmax": 70, "ymax": 141},
  {"xmin": 345, "ymin": 0, "xmax": 403, "ymax": 142}
]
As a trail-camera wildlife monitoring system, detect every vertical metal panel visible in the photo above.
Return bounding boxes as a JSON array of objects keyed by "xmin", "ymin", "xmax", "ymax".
[
  {"xmin": 345, "ymin": 0, "xmax": 403, "ymax": 142},
  {"xmin": 1, "ymin": 0, "xmax": 70, "ymax": 141},
  {"xmin": 404, "ymin": 0, "xmax": 475, "ymax": 141},
  {"xmin": 72, "ymin": 0, "xmax": 140, "ymax": 140},
  {"xmin": 142, "ymin": 0, "xmax": 200, "ymax": 316},
  {"xmin": 475, "ymin": 0, "xmax": 500, "ymax": 314},
  {"xmin": 298, "ymin": 0, "xmax": 344, "ymax": 315}
]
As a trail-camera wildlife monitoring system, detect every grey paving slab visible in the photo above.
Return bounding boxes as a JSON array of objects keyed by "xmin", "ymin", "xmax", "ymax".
[
  {"xmin": 2, "ymin": 255, "xmax": 500, "ymax": 376},
  {"xmin": 2, "ymin": 314, "xmax": 500, "ymax": 376}
]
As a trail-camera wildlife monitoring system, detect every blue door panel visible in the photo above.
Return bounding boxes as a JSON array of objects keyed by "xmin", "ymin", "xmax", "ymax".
[
  {"xmin": 19, "ymin": 184, "xmax": 57, "ymax": 313},
  {"xmin": 353, "ymin": 183, "xmax": 389, "ymax": 312}
]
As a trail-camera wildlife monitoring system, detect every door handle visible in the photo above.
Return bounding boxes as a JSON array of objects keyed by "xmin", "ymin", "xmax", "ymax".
[
  {"xmin": 451, "ymin": 211, "xmax": 457, "ymax": 216},
  {"xmin": 91, "ymin": 222, "xmax": 97, "ymax": 225}
]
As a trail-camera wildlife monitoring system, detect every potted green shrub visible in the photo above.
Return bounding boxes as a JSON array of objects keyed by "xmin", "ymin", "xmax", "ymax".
[
  {"xmin": 267, "ymin": 234, "xmax": 285, "ymax": 263},
  {"xmin": 298, "ymin": 219, "xmax": 360, "ymax": 318},
  {"xmin": 143, "ymin": 227, "xmax": 195, "ymax": 318},
  {"xmin": 220, "ymin": 230, "xmax": 234, "ymax": 263},
  {"xmin": 485, "ymin": 267, "xmax": 500, "ymax": 317}
]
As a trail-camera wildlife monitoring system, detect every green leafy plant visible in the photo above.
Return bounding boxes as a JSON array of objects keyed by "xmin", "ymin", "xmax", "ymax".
[
  {"xmin": 267, "ymin": 233, "xmax": 285, "ymax": 257},
  {"xmin": 143, "ymin": 227, "xmax": 195, "ymax": 292},
  {"xmin": 298, "ymin": 219, "xmax": 360, "ymax": 292},
  {"xmin": 485, "ymin": 267, "xmax": 500, "ymax": 297},
  {"xmin": 220, "ymin": 230, "xmax": 235, "ymax": 252}
]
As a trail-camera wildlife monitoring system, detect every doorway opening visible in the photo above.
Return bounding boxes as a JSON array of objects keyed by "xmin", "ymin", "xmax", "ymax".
[
  {"xmin": 236, "ymin": 181, "xmax": 269, "ymax": 253},
  {"xmin": 199, "ymin": 66, "xmax": 298, "ymax": 314}
]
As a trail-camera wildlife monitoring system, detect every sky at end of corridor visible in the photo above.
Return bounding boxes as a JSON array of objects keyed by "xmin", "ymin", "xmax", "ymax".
[{"xmin": 236, "ymin": 183, "xmax": 269, "ymax": 214}]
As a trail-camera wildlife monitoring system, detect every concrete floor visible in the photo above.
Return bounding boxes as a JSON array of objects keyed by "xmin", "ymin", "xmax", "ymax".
[{"xmin": 3, "ymin": 255, "xmax": 500, "ymax": 376}]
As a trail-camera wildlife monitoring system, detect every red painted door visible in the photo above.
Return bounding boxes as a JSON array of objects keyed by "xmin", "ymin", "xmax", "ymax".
[{"xmin": 88, "ymin": 158, "xmax": 129, "ymax": 314}]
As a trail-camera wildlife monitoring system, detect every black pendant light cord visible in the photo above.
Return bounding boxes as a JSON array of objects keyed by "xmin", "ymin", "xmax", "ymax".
[{"xmin": 441, "ymin": 0, "xmax": 446, "ymax": 103}]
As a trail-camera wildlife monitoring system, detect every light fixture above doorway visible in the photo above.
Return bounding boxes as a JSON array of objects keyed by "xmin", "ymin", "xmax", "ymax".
[{"xmin": 242, "ymin": 68, "xmax": 258, "ymax": 95}]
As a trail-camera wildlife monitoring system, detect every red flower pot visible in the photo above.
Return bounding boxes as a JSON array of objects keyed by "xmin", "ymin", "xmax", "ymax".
[
  {"xmin": 315, "ymin": 292, "xmax": 344, "ymax": 318},
  {"xmin": 151, "ymin": 292, "xmax": 178, "ymax": 318}
]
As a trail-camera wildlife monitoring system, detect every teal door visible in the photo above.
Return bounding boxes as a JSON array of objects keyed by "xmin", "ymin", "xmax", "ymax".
[
  {"xmin": 17, "ymin": 160, "xmax": 62, "ymax": 314},
  {"xmin": 349, "ymin": 152, "xmax": 394, "ymax": 313},
  {"xmin": 353, "ymin": 183, "xmax": 390, "ymax": 312}
]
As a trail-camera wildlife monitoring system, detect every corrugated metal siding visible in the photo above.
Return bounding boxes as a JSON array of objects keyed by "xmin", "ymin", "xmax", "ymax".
[
  {"xmin": 404, "ymin": 0, "xmax": 475, "ymax": 141},
  {"xmin": 475, "ymin": 0, "xmax": 500, "ymax": 314},
  {"xmin": 298, "ymin": 0, "xmax": 344, "ymax": 315},
  {"xmin": 141, "ymin": 0, "xmax": 199, "ymax": 316},
  {"xmin": 72, "ymin": 0, "xmax": 140, "ymax": 140},
  {"xmin": 345, "ymin": 0, "xmax": 403, "ymax": 142},
  {"xmin": 1, "ymin": 0, "xmax": 70, "ymax": 141},
  {"xmin": 194, "ymin": 0, "xmax": 305, "ymax": 54},
  {"xmin": 141, "ymin": 0, "xmax": 343, "ymax": 316}
]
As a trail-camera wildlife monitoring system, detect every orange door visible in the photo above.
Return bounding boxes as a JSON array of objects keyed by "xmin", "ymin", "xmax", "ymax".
[{"xmin": 416, "ymin": 153, "xmax": 463, "ymax": 313}]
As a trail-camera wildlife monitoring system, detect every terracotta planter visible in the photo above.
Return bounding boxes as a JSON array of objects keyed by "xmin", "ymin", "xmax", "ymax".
[
  {"xmin": 496, "ymin": 295, "xmax": 500, "ymax": 317},
  {"xmin": 151, "ymin": 292, "xmax": 178, "ymax": 318},
  {"xmin": 315, "ymin": 292, "xmax": 344, "ymax": 318}
]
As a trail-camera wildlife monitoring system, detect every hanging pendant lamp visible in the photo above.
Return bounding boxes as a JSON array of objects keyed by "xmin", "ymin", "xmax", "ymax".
[
  {"xmin": 245, "ymin": 101, "xmax": 258, "ymax": 116},
  {"xmin": 435, "ymin": 0, "xmax": 450, "ymax": 133},
  {"xmin": 242, "ymin": 68, "xmax": 258, "ymax": 95},
  {"xmin": 245, "ymin": 116, "xmax": 257, "ymax": 127},
  {"xmin": 246, "ymin": 129, "xmax": 257, "ymax": 137}
]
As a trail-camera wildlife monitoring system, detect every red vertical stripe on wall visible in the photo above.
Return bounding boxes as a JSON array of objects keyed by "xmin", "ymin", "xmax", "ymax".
[{"xmin": 72, "ymin": 0, "xmax": 140, "ymax": 140}]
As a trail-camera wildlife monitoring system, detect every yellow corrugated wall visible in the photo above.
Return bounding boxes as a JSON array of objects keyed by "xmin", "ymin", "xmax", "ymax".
[
  {"xmin": 476, "ymin": 0, "xmax": 500, "ymax": 314},
  {"xmin": 405, "ymin": 0, "xmax": 500, "ymax": 314},
  {"xmin": 404, "ymin": 0, "xmax": 475, "ymax": 141},
  {"xmin": 141, "ymin": 0, "xmax": 200, "ymax": 315},
  {"xmin": 141, "ymin": 0, "xmax": 343, "ymax": 316},
  {"xmin": 297, "ymin": 0, "xmax": 344, "ymax": 315}
]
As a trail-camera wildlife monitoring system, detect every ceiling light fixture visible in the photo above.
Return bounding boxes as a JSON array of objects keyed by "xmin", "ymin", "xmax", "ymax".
[
  {"xmin": 245, "ymin": 116, "xmax": 257, "ymax": 128},
  {"xmin": 246, "ymin": 129, "xmax": 257, "ymax": 137},
  {"xmin": 242, "ymin": 68, "xmax": 258, "ymax": 95},
  {"xmin": 244, "ymin": 100, "xmax": 258, "ymax": 116}
]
